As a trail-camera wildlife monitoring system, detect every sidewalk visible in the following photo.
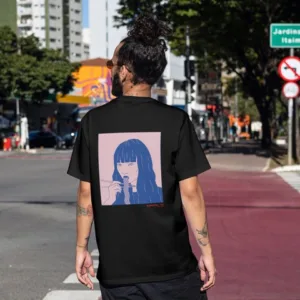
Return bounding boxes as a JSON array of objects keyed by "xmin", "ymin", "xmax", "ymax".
[
  {"xmin": 0, "ymin": 148, "xmax": 71, "ymax": 158},
  {"xmin": 206, "ymin": 153, "xmax": 268, "ymax": 172},
  {"xmin": 205, "ymin": 140, "xmax": 270, "ymax": 172},
  {"xmin": 0, "ymin": 151, "xmax": 14, "ymax": 157}
]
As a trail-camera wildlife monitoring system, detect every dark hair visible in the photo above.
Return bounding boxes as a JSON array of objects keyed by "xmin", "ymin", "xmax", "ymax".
[{"xmin": 117, "ymin": 15, "xmax": 171, "ymax": 85}]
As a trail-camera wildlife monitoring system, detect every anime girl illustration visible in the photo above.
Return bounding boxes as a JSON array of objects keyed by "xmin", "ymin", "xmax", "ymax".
[{"xmin": 103, "ymin": 139, "xmax": 163, "ymax": 205}]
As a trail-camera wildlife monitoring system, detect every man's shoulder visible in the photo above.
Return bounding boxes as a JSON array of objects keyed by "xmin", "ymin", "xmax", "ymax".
[
  {"xmin": 82, "ymin": 99, "xmax": 188, "ymax": 125},
  {"xmin": 82, "ymin": 101, "xmax": 116, "ymax": 120},
  {"xmin": 153, "ymin": 101, "xmax": 188, "ymax": 120}
]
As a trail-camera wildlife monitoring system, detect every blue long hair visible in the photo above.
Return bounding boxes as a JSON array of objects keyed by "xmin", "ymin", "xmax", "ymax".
[{"xmin": 112, "ymin": 139, "xmax": 162, "ymax": 204}]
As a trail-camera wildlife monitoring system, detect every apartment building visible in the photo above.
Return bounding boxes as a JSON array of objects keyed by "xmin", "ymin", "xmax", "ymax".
[
  {"xmin": 63, "ymin": 0, "xmax": 82, "ymax": 61},
  {"xmin": 82, "ymin": 27, "xmax": 90, "ymax": 60},
  {"xmin": 89, "ymin": 0, "xmax": 127, "ymax": 59},
  {"xmin": 5, "ymin": 0, "xmax": 83, "ymax": 62}
]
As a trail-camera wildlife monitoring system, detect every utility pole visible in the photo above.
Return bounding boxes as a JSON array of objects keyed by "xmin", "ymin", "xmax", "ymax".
[
  {"xmin": 105, "ymin": 0, "xmax": 109, "ymax": 58},
  {"xmin": 15, "ymin": 44, "xmax": 22, "ymax": 146},
  {"xmin": 234, "ymin": 76, "xmax": 238, "ymax": 120},
  {"xmin": 234, "ymin": 75, "xmax": 239, "ymax": 142},
  {"xmin": 185, "ymin": 26, "xmax": 192, "ymax": 118},
  {"xmin": 287, "ymin": 48, "xmax": 294, "ymax": 165}
]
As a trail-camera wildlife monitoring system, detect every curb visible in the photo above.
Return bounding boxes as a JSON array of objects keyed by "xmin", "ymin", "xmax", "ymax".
[
  {"xmin": 0, "ymin": 151, "xmax": 14, "ymax": 157},
  {"xmin": 262, "ymin": 158, "xmax": 271, "ymax": 172},
  {"xmin": 1, "ymin": 149, "xmax": 70, "ymax": 156},
  {"xmin": 271, "ymin": 165, "xmax": 300, "ymax": 173},
  {"xmin": 19, "ymin": 149, "xmax": 38, "ymax": 154}
]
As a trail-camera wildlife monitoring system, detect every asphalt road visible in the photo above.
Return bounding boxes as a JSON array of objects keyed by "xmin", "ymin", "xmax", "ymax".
[
  {"xmin": 0, "ymin": 151, "xmax": 300, "ymax": 300},
  {"xmin": 0, "ymin": 151, "xmax": 98, "ymax": 300}
]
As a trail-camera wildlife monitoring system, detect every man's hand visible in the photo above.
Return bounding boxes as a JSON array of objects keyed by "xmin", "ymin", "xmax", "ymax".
[
  {"xmin": 199, "ymin": 253, "xmax": 216, "ymax": 291},
  {"xmin": 76, "ymin": 247, "xmax": 95, "ymax": 290}
]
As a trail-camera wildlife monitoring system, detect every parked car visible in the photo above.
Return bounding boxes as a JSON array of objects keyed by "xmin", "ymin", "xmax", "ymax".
[{"xmin": 29, "ymin": 130, "xmax": 64, "ymax": 149}]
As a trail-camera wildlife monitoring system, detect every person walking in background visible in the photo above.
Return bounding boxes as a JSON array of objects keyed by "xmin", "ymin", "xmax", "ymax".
[
  {"xmin": 67, "ymin": 14, "xmax": 216, "ymax": 300},
  {"xmin": 20, "ymin": 114, "xmax": 29, "ymax": 150},
  {"xmin": 251, "ymin": 120, "xmax": 262, "ymax": 140}
]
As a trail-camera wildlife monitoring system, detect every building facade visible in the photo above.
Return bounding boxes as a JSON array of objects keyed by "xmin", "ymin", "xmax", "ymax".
[
  {"xmin": 89, "ymin": 0, "xmax": 127, "ymax": 59},
  {"xmin": 82, "ymin": 27, "xmax": 90, "ymax": 60},
  {"xmin": 89, "ymin": 0, "xmax": 185, "ymax": 105},
  {"xmin": 0, "ymin": 0, "xmax": 17, "ymax": 32},
  {"xmin": 15, "ymin": 0, "xmax": 83, "ymax": 61}
]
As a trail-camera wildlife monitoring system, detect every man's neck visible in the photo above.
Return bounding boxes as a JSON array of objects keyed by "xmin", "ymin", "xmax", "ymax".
[{"xmin": 123, "ymin": 84, "xmax": 151, "ymax": 98}]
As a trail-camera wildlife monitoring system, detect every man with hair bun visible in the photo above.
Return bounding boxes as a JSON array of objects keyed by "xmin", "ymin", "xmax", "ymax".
[{"xmin": 68, "ymin": 14, "xmax": 216, "ymax": 300}]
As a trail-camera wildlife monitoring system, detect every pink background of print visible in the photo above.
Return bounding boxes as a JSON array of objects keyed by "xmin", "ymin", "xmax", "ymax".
[{"xmin": 98, "ymin": 132, "xmax": 162, "ymax": 205}]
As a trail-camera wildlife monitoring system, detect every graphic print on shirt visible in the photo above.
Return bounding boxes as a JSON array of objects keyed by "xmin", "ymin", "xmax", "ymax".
[{"xmin": 98, "ymin": 132, "xmax": 163, "ymax": 206}]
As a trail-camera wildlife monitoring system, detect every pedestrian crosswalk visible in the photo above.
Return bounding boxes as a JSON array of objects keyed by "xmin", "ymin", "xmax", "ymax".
[
  {"xmin": 43, "ymin": 291, "xmax": 101, "ymax": 300},
  {"xmin": 63, "ymin": 272, "xmax": 99, "ymax": 284},
  {"xmin": 42, "ymin": 249, "xmax": 101, "ymax": 300},
  {"xmin": 277, "ymin": 172, "xmax": 300, "ymax": 193}
]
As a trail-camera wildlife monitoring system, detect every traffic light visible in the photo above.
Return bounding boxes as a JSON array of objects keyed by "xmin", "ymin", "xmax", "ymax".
[
  {"xmin": 215, "ymin": 96, "xmax": 221, "ymax": 114},
  {"xmin": 184, "ymin": 59, "xmax": 195, "ymax": 78},
  {"xmin": 180, "ymin": 80, "xmax": 188, "ymax": 91},
  {"xmin": 190, "ymin": 76, "xmax": 196, "ymax": 101},
  {"xmin": 181, "ymin": 78, "xmax": 197, "ymax": 101}
]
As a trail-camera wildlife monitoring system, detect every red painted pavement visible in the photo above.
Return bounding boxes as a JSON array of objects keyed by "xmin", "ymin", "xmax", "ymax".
[{"xmin": 189, "ymin": 169, "xmax": 300, "ymax": 300}]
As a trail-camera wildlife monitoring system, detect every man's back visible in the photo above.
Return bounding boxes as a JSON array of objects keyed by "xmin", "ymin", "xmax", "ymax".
[
  {"xmin": 68, "ymin": 14, "xmax": 216, "ymax": 300},
  {"xmin": 68, "ymin": 96, "xmax": 210, "ymax": 285}
]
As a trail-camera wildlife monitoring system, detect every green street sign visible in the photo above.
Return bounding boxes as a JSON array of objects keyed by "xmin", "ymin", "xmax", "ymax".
[{"xmin": 270, "ymin": 24, "xmax": 300, "ymax": 48}]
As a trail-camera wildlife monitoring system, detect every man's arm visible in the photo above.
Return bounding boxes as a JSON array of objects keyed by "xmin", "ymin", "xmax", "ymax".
[
  {"xmin": 76, "ymin": 181, "xmax": 93, "ymax": 250},
  {"xmin": 180, "ymin": 176, "xmax": 211, "ymax": 253},
  {"xmin": 75, "ymin": 180, "xmax": 95, "ymax": 290},
  {"xmin": 180, "ymin": 176, "xmax": 216, "ymax": 290}
]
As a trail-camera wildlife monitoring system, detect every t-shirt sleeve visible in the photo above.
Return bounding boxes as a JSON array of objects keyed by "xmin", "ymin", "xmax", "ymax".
[
  {"xmin": 67, "ymin": 118, "xmax": 90, "ymax": 182},
  {"xmin": 175, "ymin": 114, "xmax": 211, "ymax": 181}
]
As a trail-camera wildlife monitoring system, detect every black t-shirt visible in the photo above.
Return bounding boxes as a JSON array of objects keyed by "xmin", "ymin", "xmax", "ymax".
[{"xmin": 67, "ymin": 96, "xmax": 211, "ymax": 285}]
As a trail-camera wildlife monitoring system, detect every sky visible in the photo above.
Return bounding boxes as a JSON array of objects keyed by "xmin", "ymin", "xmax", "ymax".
[{"xmin": 82, "ymin": 0, "xmax": 89, "ymax": 28}]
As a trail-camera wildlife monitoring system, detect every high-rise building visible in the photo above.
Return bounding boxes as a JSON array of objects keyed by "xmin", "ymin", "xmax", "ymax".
[
  {"xmin": 15, "ymin": 0, "xmax": 82, "ymax": 62},
  {"xmin": 82, "ymin": 27, "xmax": 90, "ymax": 60},
  {"xmin": 0, "ymin": 0, "xmax": 17, "ymax": 32},
  {"xmin": 89, "ymin": 0, "xmax": 127, "ymax": 59},
  {"xmin": 62, "ymin": 0, "xmax": 83, "ymax": 61}
]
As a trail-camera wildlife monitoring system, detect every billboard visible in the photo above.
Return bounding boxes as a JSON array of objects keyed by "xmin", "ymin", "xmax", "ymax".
[{"xmin": 58, "ymin": 58, "xmax": 114, "ymax": 105}]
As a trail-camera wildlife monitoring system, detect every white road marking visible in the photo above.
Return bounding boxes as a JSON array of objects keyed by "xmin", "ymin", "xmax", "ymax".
[
  {"xmin": 91, "ymin": 249, "xmax": 99, "ymax": 256},
  {"xmin": 43, "ymin": 290, "xmax": 101, "ymax": 300},
  {"xmin": 277, "ymin": 172, "xmax": 300, "ymax": 192},
  {"xmin": 42, "ymin": 249, "xmax": 101, "ymax": 299},
  {"xmin": 63, "ymin": 273, "xmax": 99, "ymax": 284},
  {"xmin": 93, "ymin": 259, "xmax": 99, "ymax": 268}
]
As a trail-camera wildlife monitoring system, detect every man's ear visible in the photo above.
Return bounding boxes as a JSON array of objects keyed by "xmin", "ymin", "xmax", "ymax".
[
  {"xmin": 120, "ymin": 65, "xmax": 132, "ymax": 83},
  {"xmin": 119, "ymin": 65, "xmax": 127, "ymax": 82}
]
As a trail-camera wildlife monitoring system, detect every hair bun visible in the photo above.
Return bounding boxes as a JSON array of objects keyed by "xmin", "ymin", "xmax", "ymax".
[{"xmin": 128, "ymin": 15, "xmax": 171, "ymax": 47}]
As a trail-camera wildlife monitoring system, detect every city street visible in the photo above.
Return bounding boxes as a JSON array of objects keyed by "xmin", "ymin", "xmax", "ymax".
[
  {"xmin": 1, "ymin": 1, "xmax": 299, "ymax": 300},
  {"xmin": 0, "ymin": 151, "xmax": 300, "ymax": 300}
]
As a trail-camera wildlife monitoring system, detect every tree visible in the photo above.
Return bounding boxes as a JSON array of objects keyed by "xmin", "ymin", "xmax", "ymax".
[
  {"xmin": 0, "ymin": 26, "xmax": 80, "ymax": 103},
  {"xmin": 114, "ymin": 0, "xmax": 168, "ymax": 27},
  {"xmin": 114, "ymin": 0, "xmax": 300, "ymax": 148},
  {"xmin": 224, "ymin": 76, "xmax": 260, "ymax": 122},
  {"xmin": 0, "ymin": 26, "xmax": 18, "ymax": 99}
]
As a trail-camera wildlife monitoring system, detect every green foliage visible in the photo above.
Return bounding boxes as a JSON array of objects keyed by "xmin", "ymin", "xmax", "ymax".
[
  {"xmin": 114, "ymin": 0, "xmax": 168, "ymax": 28},
  {"xmin": 223, "ymin": 76, "xmax": 259, "ymax": 121},
  {"xmin": 224, "ymin": 76, "xmax": 287, "ymax": 123},
  {"xmin": 0, "ymin": 26, "xmax": 80, "ymax": 103},
  {"xmin": 0, "ymin": 26, "xmax": 18, "ymax": 54},
  {"xmin": 114, "ymin": 0, "xmax": 300, "ymax": 146}
]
